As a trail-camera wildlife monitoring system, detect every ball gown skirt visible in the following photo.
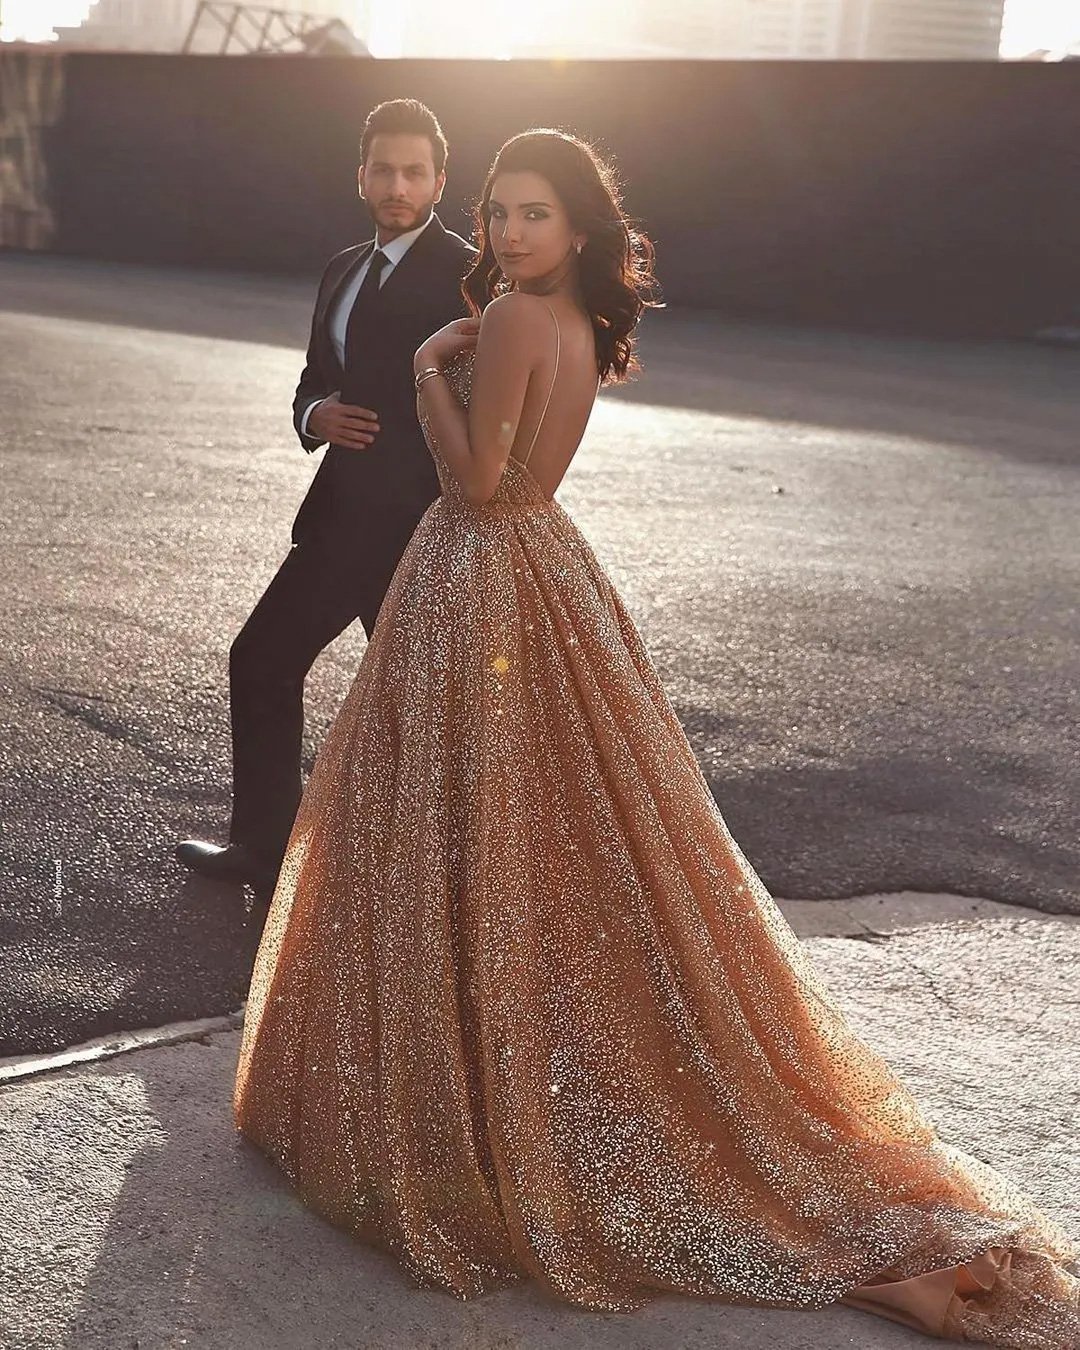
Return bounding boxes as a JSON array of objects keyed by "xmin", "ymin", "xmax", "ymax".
[{"xmin": 234, "ymin": 356, "xmax": 1079, "ymax": 1348}]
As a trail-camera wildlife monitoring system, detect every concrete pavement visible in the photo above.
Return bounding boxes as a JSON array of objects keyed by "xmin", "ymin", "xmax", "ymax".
[{"xmin": 2, "ymin": 893, "xmax": 1077, "ymax": 1350}]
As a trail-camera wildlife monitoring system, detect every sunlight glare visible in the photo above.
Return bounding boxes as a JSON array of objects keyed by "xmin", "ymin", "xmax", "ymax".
[
  {"xmin": 2, "ymin": 0, "xmax": 1078, "ymax": 59},
  {"xmin": 368, "ymin": 0, "xmax": 590, "ymax": 59},
  {"xmin": 0, "ymin": 0, "xmax": 92, "ymax": 42},
  {"xmin": 1000, "ymin": 0, "xmax": 1080, "ymax": 54}
]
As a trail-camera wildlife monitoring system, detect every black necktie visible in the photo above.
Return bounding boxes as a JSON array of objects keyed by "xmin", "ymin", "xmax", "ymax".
[{"xmin": 343, "ymin": 248, "xmax": 389, "ymax": 368}]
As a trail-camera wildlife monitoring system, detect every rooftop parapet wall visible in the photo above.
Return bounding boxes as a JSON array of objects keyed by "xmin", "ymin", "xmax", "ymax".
[{"xmin": 5, "ymin": 51, "xmax": 1078, "ymax": 336}]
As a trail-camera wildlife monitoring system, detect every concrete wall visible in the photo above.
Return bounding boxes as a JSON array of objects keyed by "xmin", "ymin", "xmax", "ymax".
[{"xmin": 16, "ymin": 52, "xmax": 1080, "ymax": 334}]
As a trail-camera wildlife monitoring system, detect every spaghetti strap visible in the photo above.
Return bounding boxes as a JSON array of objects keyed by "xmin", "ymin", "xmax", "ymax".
[{"xmin": 520, "ymin": 304, "xmax": 561, "ymax": 468}]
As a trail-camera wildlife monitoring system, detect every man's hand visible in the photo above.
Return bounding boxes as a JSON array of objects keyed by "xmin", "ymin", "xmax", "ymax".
[{"xmin": 308, "ymin": 394, "xmax": 380, "ymax": 450}]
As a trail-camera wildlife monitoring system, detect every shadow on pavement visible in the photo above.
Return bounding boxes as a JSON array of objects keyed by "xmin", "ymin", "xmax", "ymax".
[
  {"xmin": 49, "ymin": 1034, "xmax": 919, "ymax": 1350},
  {"xmin": 3, "ymin": 251, "xmax": 1077, "ymax": 468}
]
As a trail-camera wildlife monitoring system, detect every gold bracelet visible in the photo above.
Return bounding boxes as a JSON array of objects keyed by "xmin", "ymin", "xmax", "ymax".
[{"xmin": 414, "ymin": 367, "xmax": 444, "ymax": 391}]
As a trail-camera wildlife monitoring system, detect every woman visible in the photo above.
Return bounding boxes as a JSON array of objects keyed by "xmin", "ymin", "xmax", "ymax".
[{"xmin": 233, "ymin": 130, "xmax": 1078, "ymax": 1347}]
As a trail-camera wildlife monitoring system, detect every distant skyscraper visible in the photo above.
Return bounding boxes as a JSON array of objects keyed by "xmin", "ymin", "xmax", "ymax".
[
  {"xmin": 637, "ymin": 0, "xmax": 1006, "ymax": 60},
  {"xmin": 741, "ymin": 0, "xmax": 846, "ymax": 58},
  {"xmin": 739, "ymin": 0, "xmax": 1005, "ymax": 59},
  {"xmin": 844, "ymin": 0, "xmax": 1006, "ymax": 59},
  {"xmin": 631, "ymin": 0, "xmax": 747, "ymax": 58},
  {"xmin": 50, "ymin": 0, "xmax": 1004, "ymax": 58},
  {"xmin": 54, "ymin": 0, "xmax": 359, "ymax": 52}
]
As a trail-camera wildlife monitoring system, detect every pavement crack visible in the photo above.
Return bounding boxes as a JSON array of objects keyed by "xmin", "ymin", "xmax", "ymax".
[{"xmin": 841, "ymin": 914, "xmax": 969, "ymax": 1017}]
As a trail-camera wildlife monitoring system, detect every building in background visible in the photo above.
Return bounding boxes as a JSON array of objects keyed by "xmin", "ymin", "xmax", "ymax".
[
  {"xmin": 32, "ymin": 0, "xmax": 1009, "ymax": 58},
  {"xmin": 626, "ymin": 1, "xmax": 751, "ymax": 59},
  {"xmin": 740, "ymin": 0, "xmax": 847, "ymax": 58},
  {"xmin": 371, "ymin": 0, "xmax": 1006, "ymax": 59},
  {"xmin": 52, "ymin": 0, "xmax": 361, "ymax": 52},
  {"xmin": 54, "ymin": 0, "xmax": 187, "ymax": 50},
  {"xmin": 843, "ymin": 0, "xmax": 1007, "ymax": 59},
  {"xmin": 726, "ymin": 0, "xmax": 1006, "ymax": 60}
]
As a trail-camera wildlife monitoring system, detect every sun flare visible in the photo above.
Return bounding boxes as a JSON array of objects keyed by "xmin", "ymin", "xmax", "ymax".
[{"xmin": 2, "ymin": 0, "xmax": 1078, "ymax": 59}]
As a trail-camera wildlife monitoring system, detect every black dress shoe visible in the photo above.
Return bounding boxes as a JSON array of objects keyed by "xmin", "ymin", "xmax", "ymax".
[{"xmin": 175, "ymin": 840, "xmax": 278, "ymax": 891}]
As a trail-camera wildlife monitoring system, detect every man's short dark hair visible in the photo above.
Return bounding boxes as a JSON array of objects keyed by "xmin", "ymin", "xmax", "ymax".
[{"xmin": 361, "ymin": 99, "xmax": 448, "ymax": 175}]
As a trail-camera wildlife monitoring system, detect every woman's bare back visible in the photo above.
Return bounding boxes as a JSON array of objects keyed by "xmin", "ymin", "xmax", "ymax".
[{"xmin": 505, "ymin": 296, "xmax": 598, "ymax": 499}]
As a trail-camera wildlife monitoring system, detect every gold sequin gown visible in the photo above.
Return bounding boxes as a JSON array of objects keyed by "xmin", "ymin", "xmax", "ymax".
[{"xmin": 234, "ymin": 350, "xmax": 1079, "ymax": 1348}]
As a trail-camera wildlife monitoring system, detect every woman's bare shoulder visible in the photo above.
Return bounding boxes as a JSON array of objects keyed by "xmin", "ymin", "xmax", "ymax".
[{"xmin": 479, "ymin": 291, "xmax": 556, "ymax": 341}]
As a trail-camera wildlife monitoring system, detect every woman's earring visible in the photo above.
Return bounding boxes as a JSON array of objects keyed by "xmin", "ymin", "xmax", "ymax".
[{"xmin": 575, "ymin": 240, "xmax": 584, "ymax": 254}]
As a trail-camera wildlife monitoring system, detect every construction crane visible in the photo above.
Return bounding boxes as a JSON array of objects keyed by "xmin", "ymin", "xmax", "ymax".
[{"xmin": 182, "ymin": 2, "xmax": 369, "ymax": 55}]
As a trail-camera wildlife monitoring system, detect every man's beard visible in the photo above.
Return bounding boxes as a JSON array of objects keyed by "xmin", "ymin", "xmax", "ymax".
[{"xmin": 372, "ymin": 199, "xmax": 432, "ymax": 237}]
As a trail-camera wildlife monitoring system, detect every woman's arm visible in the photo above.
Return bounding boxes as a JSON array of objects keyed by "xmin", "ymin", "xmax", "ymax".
[{"xmin": 415, "ymin": 293, "xmax": 543, "ymax": 508}]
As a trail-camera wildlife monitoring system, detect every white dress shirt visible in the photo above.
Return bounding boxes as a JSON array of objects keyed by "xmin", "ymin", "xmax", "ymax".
[{"xmin": 299, "ymin": 211, "xmax": 435, "ymax": 439}]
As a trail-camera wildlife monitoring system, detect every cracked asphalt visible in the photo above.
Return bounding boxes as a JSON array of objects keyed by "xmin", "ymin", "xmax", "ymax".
[{"xmin": 1, "ymin": 251, "xmax": 1078, "ymax": 1059}]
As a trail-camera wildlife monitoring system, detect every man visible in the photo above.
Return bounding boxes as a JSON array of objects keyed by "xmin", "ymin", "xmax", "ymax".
[{"xmin": 177, "ymin": 99, "xmax": 476, "ymax": 894}]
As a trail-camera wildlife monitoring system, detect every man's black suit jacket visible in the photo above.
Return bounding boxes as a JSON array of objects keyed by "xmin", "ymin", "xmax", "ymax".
[{"xmin": 290, "ymin": 213, "xmax": 476, "ymax": 550}]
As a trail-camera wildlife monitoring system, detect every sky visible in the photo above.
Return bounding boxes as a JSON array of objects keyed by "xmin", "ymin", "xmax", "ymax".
[
  {"xmin": 1, "ymin": 0, "xmax": 1078, "ymax": 56},
  {"xmin": 999, "ymin": 0, "xmax": 1080, "ymax": 52},
  {"xmin": 1, "ymin": 0, "xmax": 92, "ymax": 43}
]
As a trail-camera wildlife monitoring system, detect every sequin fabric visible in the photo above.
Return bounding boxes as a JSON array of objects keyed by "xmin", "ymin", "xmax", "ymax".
[{"xmin": 234, "ymin": 352, "xmax": 1079, "ymax": 1347}]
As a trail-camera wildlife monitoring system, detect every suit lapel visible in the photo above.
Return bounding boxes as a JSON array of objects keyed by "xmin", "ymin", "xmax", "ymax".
[
  {"xmin": 319, "ymin": 216, "xmax": 452, "ymax": 380},
  {"xmin": 326, "ymin": 241, "xmax": 373, "ymax": 315},
  {"xmin": 319, "ymin": 241, "xmax": 374, "ymax": 379}
]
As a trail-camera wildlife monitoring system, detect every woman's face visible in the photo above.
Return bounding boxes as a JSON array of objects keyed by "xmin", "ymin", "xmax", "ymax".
[{"xmin": 487, "ymin": 170, "xmax": 583, "ymax": 287}]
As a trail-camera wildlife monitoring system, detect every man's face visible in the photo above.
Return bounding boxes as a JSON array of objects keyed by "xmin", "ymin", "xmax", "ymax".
[{"xmin": 358, "ymin": 133, "xmax": 445, "ymax": 240}]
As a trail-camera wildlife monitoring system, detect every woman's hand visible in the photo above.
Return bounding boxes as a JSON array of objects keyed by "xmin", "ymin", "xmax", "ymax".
[{"xmin": 414, "ymin": 318, "xmax": 481, "ymax": 375}]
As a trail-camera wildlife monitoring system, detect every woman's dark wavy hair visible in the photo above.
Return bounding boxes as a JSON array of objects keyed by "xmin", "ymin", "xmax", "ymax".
[{"xmin": 463, "ymin": 130, "xmax": 660, "ymax": 386}]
